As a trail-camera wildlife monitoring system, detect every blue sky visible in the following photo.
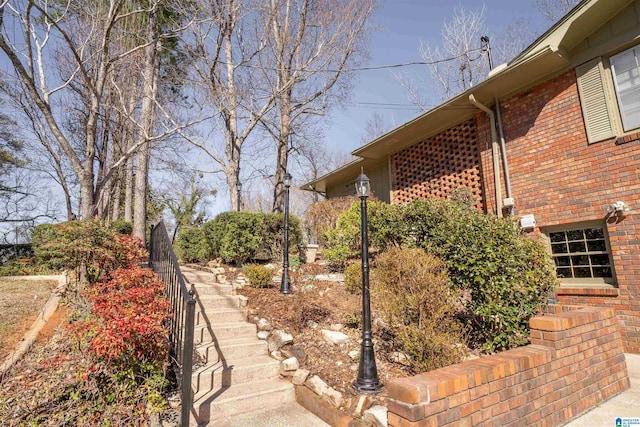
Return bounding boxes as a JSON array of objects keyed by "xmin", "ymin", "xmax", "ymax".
[{"xmin": 325, "ymin": 0, "xmax": 551, "ymax": 154}]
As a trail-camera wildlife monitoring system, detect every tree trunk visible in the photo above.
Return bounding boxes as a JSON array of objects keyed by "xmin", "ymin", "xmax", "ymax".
[
  {"xmin": 132, "ymin": 7, "xmax": 160, "ymax": 242},
  {"xmin": 272, "ymin": 93, "xmax": 292, "ymax": 213}
]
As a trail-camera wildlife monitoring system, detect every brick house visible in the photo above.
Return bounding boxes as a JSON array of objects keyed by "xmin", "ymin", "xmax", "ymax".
[{"xmin": 302, "ymin": 0, "xmax": 640, "ymax": 353}]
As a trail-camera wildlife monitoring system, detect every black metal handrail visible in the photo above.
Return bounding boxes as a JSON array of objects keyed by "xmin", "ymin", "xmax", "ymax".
[{"xmin": 149, "ymin": 221, "xmax": 195, "ymax": 427}]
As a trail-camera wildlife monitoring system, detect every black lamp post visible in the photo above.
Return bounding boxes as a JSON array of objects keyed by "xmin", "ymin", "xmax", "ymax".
[
  {"xmin": 237, "ymin": 181, "xmax": 242, "ymax": 212},
  {"xmin": 354, "ymin": 170, "xmax": 382, "ymax": 393},
  {"xmin": 280, "ymin": 172, "xmax": 292, "ymax": 294}
]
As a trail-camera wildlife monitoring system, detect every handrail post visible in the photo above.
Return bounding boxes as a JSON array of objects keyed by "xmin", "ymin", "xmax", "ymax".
[
  {"xmin": 181, "ymin": 287, "xmax": 196, "ymax": 427},
  {"xmin": 148, "ymin": 223, "xmax": 155, "ymax": 268}
]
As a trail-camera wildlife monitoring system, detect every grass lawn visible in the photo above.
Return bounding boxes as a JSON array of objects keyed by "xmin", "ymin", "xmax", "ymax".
[{"xmin": 0, "ymin": 278, "xmax": 58, "ymax": 361}]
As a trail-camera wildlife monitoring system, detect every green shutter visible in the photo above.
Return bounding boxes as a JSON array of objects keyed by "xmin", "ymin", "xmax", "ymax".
[{"xmin": 576, "ymin": 58, "xmax": 616, "ymax": 143}]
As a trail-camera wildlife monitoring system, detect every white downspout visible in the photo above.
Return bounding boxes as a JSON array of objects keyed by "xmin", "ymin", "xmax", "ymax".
[{"xmin": 469, "ymin": 94, "xmax": 503, "ymax": 217}]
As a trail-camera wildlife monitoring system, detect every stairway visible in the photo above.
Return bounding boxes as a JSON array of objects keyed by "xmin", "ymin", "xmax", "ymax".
[{"xmin": 180, "ymin": 266, "xmax": 295, "ymax": 426}]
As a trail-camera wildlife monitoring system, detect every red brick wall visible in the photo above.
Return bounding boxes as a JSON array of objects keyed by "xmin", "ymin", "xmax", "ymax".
[
  {"xmin": 390, "ymin": 119, "xmax": 485, "ymax": 210},
  {"xmin": 476, "ymin": 70, "xmax": 640, "ymax": 353},
  {"xmin": 387, "ymin": 305, "xmax": 630, "ymax": 426}
]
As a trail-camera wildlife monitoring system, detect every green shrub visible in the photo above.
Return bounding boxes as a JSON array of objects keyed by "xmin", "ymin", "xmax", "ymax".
[
  {"xmin": 175, "ymin": 227, "xmax": 210, "ymax": 263},
  {"xmin": 257, "ymin": 213, "xmax": 303, "ymax": 261},
  {"xmin": 343, "ymin": 262, "xmax": 362, "ymax": 294},
  {"xmin": 424, "ymin": 213, "xmax": 558, "ymax": 352},
  {"xmin": 322, "ymin": 200, "xmax": 404, "ymax": 270},
  {"xmin": 203, "ymin": 212, "xmax": 264, "ymax": 265},
  {"xmin": 108, "ymin": 220, "xmax": 133, "ymax": 235},
  {"xmin": 371, "ymin": 247, "xmax": 465, "ymax": 374},
  {"xmin": 31, "ymin": 220, "xmax": 147, "ymax": 284},
  {"xmin": 31, "ymin": 223, "xmax": 64, "ymax": 270},
  {"xmin": 322, "ymin": 202, "xmax": 363, "ymax": 270},
  {"xmin": 243, "ymin": 264, "xmax": 274, "ymax": 288}
]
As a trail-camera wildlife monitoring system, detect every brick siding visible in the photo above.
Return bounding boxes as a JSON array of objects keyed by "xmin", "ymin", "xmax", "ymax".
[
  {"xmin": 387, "ymin": 305, "xmax": 630, "ymax": 426},
  {"xmin": 475, "ymin": 70, "xmax": 640, "ymax": 353}
]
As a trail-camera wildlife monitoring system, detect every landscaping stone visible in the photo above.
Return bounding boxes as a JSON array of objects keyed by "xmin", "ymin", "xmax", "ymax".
[
  {"xmin": 270, "ymin": 350, "xmax": 284, "ymax": 360},
  {"xmin": 257, "ymin": 331, "xmax": 270, "ymax": 340},
  {"xmin": 268, "ymin": 330, "xmax": 293, "ymax": 351},
  {"xmin": 292, "ymin": 369, "xmax": 310, "ymax": 385},
  {"xmin": 363, "ymin": 405, "xmax": 387, "ymax": 427},
  {"xmin": 348, "ymin": 350, "xmax": 359, "ymax": 361},
  {"xmin": 305, "ymin": 375, "xmax": 329, "ymax": 396},
  {"xmin": 282, "ymin": 344, "xmax": 307, "ymax": 362},
  {"xmin": 323, "ymin": 387, "xmax": 344, "ymax": 409},
  {"xmin": 350, "ymin": 395, "xmax": 368, "ymax": 416},
  {"xmin": 313, "ymin": 273, "xmax": 344, "ymax": 282},
  {"xmin": 281, "ymin": 357, "xmax": 299, "ymax": 371},
  {"xmin": 237, "ymin": 294, "xmax": 248, "ymax": 307},
  {"xmin": 257, "ymin": 318, "xmax": 272, "ymax": 331},
  {"xmin": 390, "ymin": 351, "xmax": 410, "ymax": 365},
  {"xmin": 321, "ymin": 329, "xmax": 350, "ymax": 345}
]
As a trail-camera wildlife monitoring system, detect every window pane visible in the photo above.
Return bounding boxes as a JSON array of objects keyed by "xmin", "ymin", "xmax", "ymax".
[
  {"xmin": 566, "ymin": 230, "xmax": 584, "ymax": 241},
  {"xmin": 612, "ymin": 49, "xmax": 636, "ymax": 74},
  {"xmin": 585, "ymin": 228, "xmax": 604, "ymax": 239},
  {"xmin": 593, "ymin": 267, "xmax": 613, "ymax": 278},
  {"xmin": 552, "ymin": 243, "xmax": 568, "ymax": 254},
  {"xmin": 547, "ymin": 224, "xmax": 614, "ymax": 284},
  {"xmin": 574, "ymin": 267, "xmax": 592, "ymax": 278},
  {"xmin": 587, "ymin": 240, "xmax": 606, "ymax": 252},
  {"xmin": 557, "ymin": 268, "xmax": 573, "ymax": 278},
  {"xmin": 571, "ymin": 255, "xmax": 590, "ymax": 266},
  {"xmin": 590, "ymin": 254, "xmax": 611, "ymax": 266},
  {"xmin": 568, "ymin": 241, "xmax": 587, "ymax": 253},
  {"xmin": 612, "ymin": 47, "xmax": 640, "ymax": 131}
]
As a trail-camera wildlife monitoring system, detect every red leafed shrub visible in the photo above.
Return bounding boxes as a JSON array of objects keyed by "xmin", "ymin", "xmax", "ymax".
[
  {"xmin": 77, "ymin": 266, "xmax": 171, "ymax": 369},
  {"xmin": 111, "ymin": 233, "xmax": 148, "ymax": 268}
]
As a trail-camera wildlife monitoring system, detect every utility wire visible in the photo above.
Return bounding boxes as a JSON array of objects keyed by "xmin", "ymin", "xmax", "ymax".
[{"xmin": 213, "ymin": 47, "xmax": 486, "ymax": 73}]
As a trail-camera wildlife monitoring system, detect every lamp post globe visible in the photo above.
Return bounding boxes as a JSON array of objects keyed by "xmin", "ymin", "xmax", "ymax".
[
  {"xmin": 280, "ymin": 172, "xmax": 292, "ymax": 294},
  {"xmin": 354, "ymin": 170, "xmax": 382, "ymax": 393}
]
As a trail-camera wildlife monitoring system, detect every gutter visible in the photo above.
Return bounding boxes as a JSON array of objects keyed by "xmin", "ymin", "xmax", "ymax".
[{"xmin": 469, "ymin": 94, "xmax": 503, "ymax": 218}]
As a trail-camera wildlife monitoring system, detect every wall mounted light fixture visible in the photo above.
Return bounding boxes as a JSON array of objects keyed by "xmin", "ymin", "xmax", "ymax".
[{"xmin": 606, "ymin": 201, "xmax": 631, "ymax": 217}]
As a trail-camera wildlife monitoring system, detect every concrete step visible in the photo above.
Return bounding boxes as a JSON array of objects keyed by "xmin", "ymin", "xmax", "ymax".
[
  {"xmin": 196, "ymin": 307, "xmax": 246, "ymax": 325},
  {"xmin": 192, "ymin": 379, "xmax": 295, "ymax": 426},
  {"xmin": 192, "ymin": 355, "xmax": 280, "ymax": 395},
  {"xmin": 194, "ymin": 322, "xmax": 257, "ymax": 345},
  {"xmin": 195, "ymin": 338, "xmax": 267, "ymax": 365},
  {"xmin": 194, "ymin": 283, "xmax": 234, "ymax": 297},
  {"xmin": 196, "ymin": 294, "xmax": 242, "ymax": 309}
]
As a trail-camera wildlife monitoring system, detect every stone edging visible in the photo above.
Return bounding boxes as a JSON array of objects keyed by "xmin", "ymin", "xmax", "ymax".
[{"xmin": 0, "ymin": 274, "xmax": 68, "ymax": 375}]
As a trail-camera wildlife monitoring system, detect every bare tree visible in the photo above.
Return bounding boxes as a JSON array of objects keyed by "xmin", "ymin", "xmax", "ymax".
[
  {"xmin": 181, "ymin": 0, "xmax": 278, "ymax": 212},
  {"xmin": 360, "ymin": 111, "xmax": 389, "ymax": 144},
  {"xmin": 534, "ymin": 0, "xmax": 580, "ymax": 23},
  {"xmin": 259, "ymin": 0, "xmax": 377, "ymax": 213},
  {"xmin": 411, "ymin": 5, "xmax": 489, "ymax": 105}
]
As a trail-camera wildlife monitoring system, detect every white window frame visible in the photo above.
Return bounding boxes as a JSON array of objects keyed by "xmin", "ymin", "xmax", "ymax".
[
  {"xmin": 542, "ymin": 221, "xmax": 616, "ymax": 288},
  {"xmin": 609, "ymin": 45, "xmax": 640, "ymax": 132}
]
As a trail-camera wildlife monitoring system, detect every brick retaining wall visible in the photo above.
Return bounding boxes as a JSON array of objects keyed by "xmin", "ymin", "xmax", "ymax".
[{"xmin": 387, "ymin": 305, "xmax": 630, "ymax": 426}]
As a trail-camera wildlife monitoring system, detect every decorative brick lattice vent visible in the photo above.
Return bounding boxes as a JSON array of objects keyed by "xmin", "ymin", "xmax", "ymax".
[{"xmin": 391, "ymin": 119, "xmax": 484, "ymax": 208}]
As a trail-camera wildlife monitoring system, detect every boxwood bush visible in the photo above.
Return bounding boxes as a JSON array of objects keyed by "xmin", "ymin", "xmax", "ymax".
[
  {"xmin": 202, "ymin": 211, "xmax": 302, "ymax": 265},
  {"xmin": 175, "ymin": 227, "xmax": 210, "ymax": 263}
]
